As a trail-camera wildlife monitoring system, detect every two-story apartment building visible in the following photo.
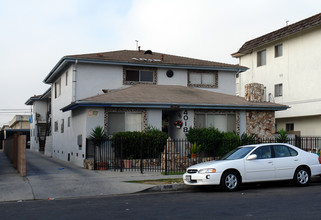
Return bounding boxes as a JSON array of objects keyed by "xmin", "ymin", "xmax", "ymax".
[
  {"xmin": 41, "ymin": 49, "xmax": 287, "ymax": 167},
  {"xmin": 25, "ymin": 88, "xmax": 51, "ymax": 155},
  {"xmin": 232, "ymin": 13, "xmax": 321, "ymax": 136}
]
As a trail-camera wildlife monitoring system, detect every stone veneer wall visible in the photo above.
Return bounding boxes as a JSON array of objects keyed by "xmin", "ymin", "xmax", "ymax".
[
  {"xmin": 246, "ymin": 110, "xmax": 275, "ymax": 138},
  {"xmin": 245, "ymin": 83, "xmax": 275, "ymax": 138},
  {"xmin": 245, "ymin": 83, "xmax": 264, "ymax": 102}
]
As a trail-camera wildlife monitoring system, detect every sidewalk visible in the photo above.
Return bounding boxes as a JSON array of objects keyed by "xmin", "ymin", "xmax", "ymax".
[
  {"xmin": 0, "ymin": 150, "xmax": 185, "ymax": 202},
  {"xmin": 0, "ymin": 150, "xmax": 34, "ymax": 202}
]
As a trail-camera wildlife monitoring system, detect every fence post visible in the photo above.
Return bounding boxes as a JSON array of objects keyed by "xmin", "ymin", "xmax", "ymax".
[
  {"xmin": 165, "ymin": 139, "xmax": 168, "ymax": 175},
  {"xmin": 120, "ymin": 138, "xmax": 123, "ymax": 172},
  {"xmin": 140, "ymin": 137, "xmax": 143, "ymax": 174}
]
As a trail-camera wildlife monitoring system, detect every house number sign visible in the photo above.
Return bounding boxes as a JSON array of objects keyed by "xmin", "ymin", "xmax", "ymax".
[{"xmin": 183, "ymin": 110, "xmax": 189, "ymax": 133}]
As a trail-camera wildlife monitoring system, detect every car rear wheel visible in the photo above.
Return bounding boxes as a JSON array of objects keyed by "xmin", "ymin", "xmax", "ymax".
[
  {"xmin": 294, "ymin": 167, "xmax": 310, "ymax": 186},
  {"xmin": 221, "ymin": 171, "xmax": 239, "ymax": 192}
]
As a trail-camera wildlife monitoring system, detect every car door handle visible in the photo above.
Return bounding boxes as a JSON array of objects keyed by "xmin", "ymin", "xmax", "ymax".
[
  {"xmin": 294, "ymin": 159, "xmax": 299, "ymax": 161},
  {"xmin": 268, "ymin": 161, "xmax": 273, "ymax": 164}
]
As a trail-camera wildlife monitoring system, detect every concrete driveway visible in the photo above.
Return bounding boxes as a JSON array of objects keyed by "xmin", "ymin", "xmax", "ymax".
[{"xmin": 0, "ymin": 150, "xmax": 182, "ymax": 202}]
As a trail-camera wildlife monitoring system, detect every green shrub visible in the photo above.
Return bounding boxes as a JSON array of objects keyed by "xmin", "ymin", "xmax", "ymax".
[
  {"xmin": 186, "ymin": 127, "xmax": 223, "ymax": 157},
  {"xmin": 276, "ymin": 129, "xmax": 289, "ymax": 143},
  {"xmin": 190, "ymin": 142, "xmax": 201, "ymax": 154},
  {"xmin": 220, "ymin": 131, "xmax": 240, "ymax": 156},
  {"xmin": 113, "ymin": 128, "xmax": 168, "ymax": 159},
  {"xmin": 186, "ymin": 128, "xmax": 242, "ymax": 158},
  {"xmin": 240, "ymin": 132, "xmax": 257, "ymax": 145}
]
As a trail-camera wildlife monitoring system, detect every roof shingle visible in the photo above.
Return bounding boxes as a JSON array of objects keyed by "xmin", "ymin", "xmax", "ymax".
[
  {"xmin": 61, "ymin": 85, "xmax": 288, "ymax": 111},
  {"xmin": 66, "ymin": 50, "xmax": 242, "ymax": 69}
]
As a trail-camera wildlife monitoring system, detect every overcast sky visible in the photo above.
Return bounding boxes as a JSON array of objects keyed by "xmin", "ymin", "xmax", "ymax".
[{"xmin": 1, "ymin": 0, "xmax": 320, "ymax": 127}]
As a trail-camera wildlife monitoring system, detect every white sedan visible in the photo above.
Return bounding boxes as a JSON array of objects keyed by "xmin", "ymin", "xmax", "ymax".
[{"xmin": 183, "ymin": 143, "xmax": 321, "ymax": 191}]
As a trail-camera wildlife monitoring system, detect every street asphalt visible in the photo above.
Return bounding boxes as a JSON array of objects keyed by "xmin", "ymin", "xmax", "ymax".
[{"xmin": 0, "ymin": 149, "xmax": 186, "ymax": 203}]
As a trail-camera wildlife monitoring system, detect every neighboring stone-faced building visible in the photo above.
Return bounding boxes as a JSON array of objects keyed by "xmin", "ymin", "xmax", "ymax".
[
  {"xmin": 37, "ymin": 49, "xmax": 287, "ymax": 167},
  {"xmin": 232, "ymin": 12, "xmax": 321, "ymax": 136}
]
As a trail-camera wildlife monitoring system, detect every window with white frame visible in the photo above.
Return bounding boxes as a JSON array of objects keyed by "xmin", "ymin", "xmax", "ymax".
[
  {"xmin": 195, "ymin": 113, "xmax": 236, "ymax": 132},
  {"xmin": 275, "ymin": 44, "xmax": 283, "ymax": 57},
  {"xmin": 275, "ymin": 84, "xmax": 283, "ymax": 97},
  {"xmin": 188, "ymin": 71, "xmax": 218, "ymax": 88},
  {"xmin": 257, "ymin": 49, "xmax": 266, "ymax": 67},
  {"xmin": 108, "ymin": 112, "xmax": 142, "ymax": 134}
]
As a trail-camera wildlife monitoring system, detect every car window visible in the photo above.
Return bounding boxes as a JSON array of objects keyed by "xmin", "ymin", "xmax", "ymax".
[
  {"xmin": 221, "ymin": 147, "xmax": 255, "ymax": 160},
  {"xmin": 288, "ymin": 147, "xmax": 298, "ymax": 156},
  {"xmin": 273, "ymin": 145, "xmax": 293, "ymax": 158},
  {"xmin": 251, "ymin": 146, "xmax": 272, "ymax": 159}
]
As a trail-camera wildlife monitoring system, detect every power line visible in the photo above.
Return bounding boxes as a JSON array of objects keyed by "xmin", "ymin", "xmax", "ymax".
[{"xmin": 0, "ymin": 109, "xmax": 30, "ymax": 111}]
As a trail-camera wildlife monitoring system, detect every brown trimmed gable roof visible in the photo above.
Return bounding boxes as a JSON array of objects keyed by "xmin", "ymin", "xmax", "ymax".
[
  {"xmin": 232, "ymin": 12, "xmax": 321, "ymax": 57},
  {"xmin": 66, "ymin": 50, "xmax": 243, "ymax": 69}
]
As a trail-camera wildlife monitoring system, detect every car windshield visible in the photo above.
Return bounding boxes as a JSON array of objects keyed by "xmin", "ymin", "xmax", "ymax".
[{"xmin": 220, "ymin": 146, "xmax": 255, "ymax": 160}]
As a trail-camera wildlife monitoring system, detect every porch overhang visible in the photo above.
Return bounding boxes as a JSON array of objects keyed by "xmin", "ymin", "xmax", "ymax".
[{"xmin": 61, "ymin": 101, "xmax": 288, "ymax": 112}]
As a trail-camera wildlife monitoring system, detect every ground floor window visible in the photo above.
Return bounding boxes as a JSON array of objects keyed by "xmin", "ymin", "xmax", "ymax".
[
  {"xmin": 108, "ymin": 112, "xmax": 142, "ymax": 134},
  {"xmin": 195, "ymin": 113, "xmax": 236, "ymax": 132}
]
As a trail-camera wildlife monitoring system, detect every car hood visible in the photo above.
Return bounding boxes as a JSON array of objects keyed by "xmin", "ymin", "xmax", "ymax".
[{"xmin": 187, "ymin": 160, "xmax": 233, "ymax": 169}]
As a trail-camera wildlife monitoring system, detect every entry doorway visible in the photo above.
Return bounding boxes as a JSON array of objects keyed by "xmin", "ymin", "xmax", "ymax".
[{"xmin": 162, "ymin": 110, "xmax": 182, "ymax": 139}]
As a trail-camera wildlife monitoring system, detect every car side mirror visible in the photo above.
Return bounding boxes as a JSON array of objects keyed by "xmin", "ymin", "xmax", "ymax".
[{"xmin": 247, "ymin": 154, "xmax": 257, "ymax": 160}]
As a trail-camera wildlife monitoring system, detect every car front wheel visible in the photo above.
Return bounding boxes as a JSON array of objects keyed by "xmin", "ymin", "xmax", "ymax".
[
  {"xmin": 294, "ymin": 167, "xmax": 310, "ymax": 186},
  {"xmin": 221, "ymin": 171, "xmax": 239, "ymax": 192}
]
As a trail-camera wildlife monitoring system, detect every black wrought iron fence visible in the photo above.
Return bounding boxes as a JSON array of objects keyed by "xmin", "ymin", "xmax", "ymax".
[{"xmin": 86, "ymin": 136, "xmax": 321, "ymax": 174}]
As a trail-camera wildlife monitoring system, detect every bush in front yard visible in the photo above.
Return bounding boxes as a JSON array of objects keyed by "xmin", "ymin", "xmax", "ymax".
[
  {"xmin": 186, "ymin": 128, "xmax": 240, "ymax": 158},
  {"xmin": 112, "ymin": 128, "xmax": 168, "ymax": 159}
]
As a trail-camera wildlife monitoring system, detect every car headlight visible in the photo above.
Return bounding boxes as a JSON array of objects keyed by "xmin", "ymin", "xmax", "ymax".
[{"xmin": 198, "ymin": 168, "xmax": 216, "ymax": 174}]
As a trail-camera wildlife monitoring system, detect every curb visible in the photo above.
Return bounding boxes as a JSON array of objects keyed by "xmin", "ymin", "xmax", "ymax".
[{"xmin": 143, "ymin": 183, "xmax": 196, "ymax": 192}]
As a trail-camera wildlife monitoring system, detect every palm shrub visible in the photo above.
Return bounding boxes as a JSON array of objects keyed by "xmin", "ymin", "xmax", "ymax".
[
  {"xmin": 89, "ymin": 126, "xmax": 107, "ymax": 146},
  {"xmin": 276, "ymin": 129, "xmax": 289, "ymax": 143},
  {"xmin": 240, "ymin": 132, "xmax": 257, "ymax": 145}
]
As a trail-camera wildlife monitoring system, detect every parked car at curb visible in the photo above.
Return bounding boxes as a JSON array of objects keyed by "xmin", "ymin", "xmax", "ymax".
[{"xmin": 183, "ymin": 143, "xmax": 321, "ymax": 191}]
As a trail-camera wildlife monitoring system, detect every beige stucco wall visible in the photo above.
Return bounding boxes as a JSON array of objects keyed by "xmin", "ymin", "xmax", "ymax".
[
  {"xmin": 276, "ymin": 115, "xmax": 321, "ymax": 136},
  {"xmin": 238, "ymin": 28, "xmax": 321, "ymax": 119}
]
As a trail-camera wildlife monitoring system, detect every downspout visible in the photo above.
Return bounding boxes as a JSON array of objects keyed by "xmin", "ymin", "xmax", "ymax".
[
  {"xmin": 72, "ymin": 60, "xmax": 78, "ymax": 102},
  {"xmin": 235, "ymin": 69, "xmax": 242, "ymax": 97}
]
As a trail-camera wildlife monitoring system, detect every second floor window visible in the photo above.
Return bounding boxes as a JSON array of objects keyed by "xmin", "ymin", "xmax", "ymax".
[
  {"xmin": 257, "ymin": 49, "xmax": 266, "ymax": 67},
  {"xmin": 123, "ymin": 67, "xmax": 156, "ymax": 84},
  {"xmin": 275, "ymin": 44, "xmax": 283, "ymax": 57},
  {"xmin": 54, "ymin": 78, "xmax": 61, "ymax": 98},
  {"xmin": 275, "ymin": 83, "xmax": 283, "ymax": 97},
  {"xmin": 188, "ymin": 71, "xmax": 218, "ymax": 88}
]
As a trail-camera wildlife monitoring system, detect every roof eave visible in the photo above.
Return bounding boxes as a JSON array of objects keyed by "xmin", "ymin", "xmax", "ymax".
[{"xmin": 61, "ymin": 101, "xmax": 288, "ymax": 112}]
